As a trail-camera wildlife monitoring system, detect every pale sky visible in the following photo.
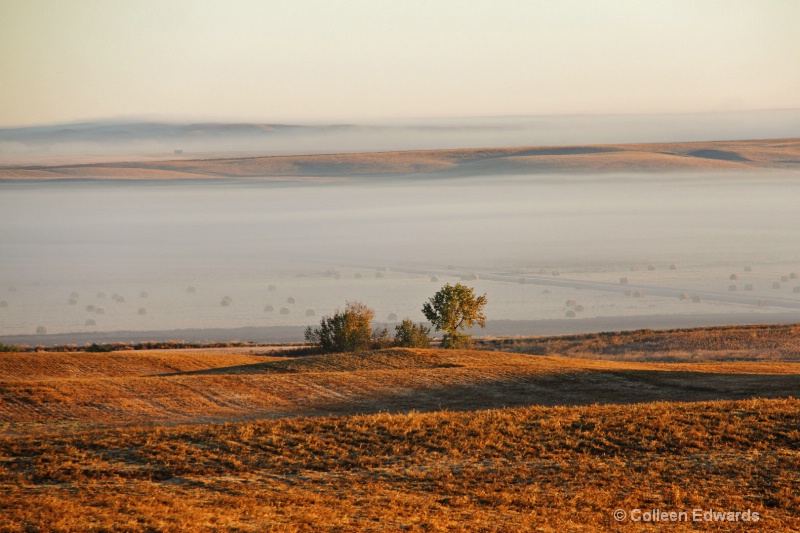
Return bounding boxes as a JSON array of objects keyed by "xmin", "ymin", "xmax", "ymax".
[{"xmin": 1, "ymin": 0, "xmax": 799, "ymax": 127}]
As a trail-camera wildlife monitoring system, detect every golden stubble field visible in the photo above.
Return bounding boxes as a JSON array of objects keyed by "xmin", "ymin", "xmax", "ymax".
[{"xmin": 0, "ymin": 325, "xmax": 799, "ymax": 531}]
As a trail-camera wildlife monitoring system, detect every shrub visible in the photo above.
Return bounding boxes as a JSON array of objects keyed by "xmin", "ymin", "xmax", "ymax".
[
  {"xmin": 394, "ymin": 319, "xmax": 432, "ymax": 348},
  {"xmin": 304, "ymin": 301, "xmax": 377, "ymax": 353}
]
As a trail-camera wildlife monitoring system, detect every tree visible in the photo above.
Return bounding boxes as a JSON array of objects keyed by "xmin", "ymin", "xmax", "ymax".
[
  {"xmin": 394, "ymin": 318, "xmax": 432, "ymax": 348},
  {"xmin": 422, "ymin": 283, "xmax": 487, "ymax": 348},
  {"xmin": 304, "ymin": 300, "xmax": 376, "ymax": 352}
]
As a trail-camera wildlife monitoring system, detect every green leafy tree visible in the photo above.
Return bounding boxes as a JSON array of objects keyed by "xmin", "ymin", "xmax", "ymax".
[
  {"xmin": 394, "ymin": 319, "xmax": 432, "ymax": 348},
  {"xmin": 422, "ymin": 283, "xmax": 487, "ymax": 348},
  {"xmin": 304, "ymin": 300, "xmax": 377, "ymax": 352}
]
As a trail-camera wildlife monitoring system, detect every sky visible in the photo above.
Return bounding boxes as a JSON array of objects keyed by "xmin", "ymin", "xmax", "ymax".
[{"xmin": 1, "ymin": 0, "xmax": 799, "ymax": 127}]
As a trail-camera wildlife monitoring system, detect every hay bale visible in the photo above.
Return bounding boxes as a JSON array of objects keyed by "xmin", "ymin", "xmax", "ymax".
[
  {"xmin": 542, "ymin": 289, "xmax": 551, "ymax": 294},
  {"xmin": 85, "ymin": 319, "xmax": 96, "ymax": 326},
  {"xmin": 86, "ymin": 305, "xmax": 96, "ymax": 312},
  {"xmin": 0, "ymin": 301, "xmax": 7, "ymax": 308},
  {"xmin": 430, "ymin": 276, "xmax": 439, "ymax": 282},
  {"xmin": 305, "ymin": 309, "xmax": 315, "ymax": 317},
  {"xmin": 137, "ymin": 308, "xmax": 147, "ymax": 315},
  {"xmin": 669, "ymin": 264, "xmax": 678, "ymax": 270},
  {"xmin": 35, "ymin": 326, "xmax": 47, "ymax": 334},
  {"xmin": 794, "ymin": 287, "xmax": 800, "ymax": 294},
  {"xmin": 267, "ymin": 284, "xmax": 277, "ymax": 292},
  {"xmin": 139, "ymin": 291, "xmax": 148, "ymax": 298},
  {"xmin": 728, "ymin": 285, "xmax": 738, "ymax": 292},
  {"xmin": 187, "ymin": 286, "xmax": 196, "ymax": 293},
  {"xmin": 619, "ymin": 277, "xmax": 629, "ymax": 285},
  {"xmin": 633, "ymin": 290, "xmax": 645, "ymax": 298},
  {"xmin": 729, "ymin": 273, "xmax": 739, "ymax": 280},
  {"xmin": 70, "ymin": 291, "xmax": 79, "ymax": 299},
  {"xmin": 565, "ymin": 299, "xmax": 577, "ymax": 308},
  {"xmin": 679, "ymin": 292, "xmax": 690, "ymax": 301},
  {"xmin": 624, "ymin": 290, "xmax": 633, "ymax": 297},
  {"xmin": 95, "ymin": 307, "xmax": 105, "ymax": 315},
  {"xmin": 630, "ymin": 266, "xmax": 640, "ymax": 272},
  {"xmin": 647, "ymin": 264, "xmax": 656, "ymax": 271},
  {"xmin": 574, "ymin": 304, "xmax": 585, "ymax": 312},
  {"xmin": 791, "ymin": 273, "xmax": 800, "ymax": 280},
  {"xmin": 68, "ymin": 298, "xmax": 78, "ymax": 305},
  {"xmin": 744, "ymin": 266, "xmax": 752, "ymax": 272},
  {"xmin": 552, "ymin": 270, "xmax": 560, "ymax": 276},
  {"xmin": 221, "ymin": 296, "xmax": 232, "ymax": 307},
  {"xmin": 376, "ymin": 272, "xmax": 384, "ymax": 279},
  {"xmin": 565, "ymin": 310, "xmax": 576, "ymax": 318},
  {"xmin": 97, "ymin": 291, "xmax": 106, "ymax": 298},
  {"xmin": 279, "ymin": 307, "xmax": 290, "ymax": 315},
  {"xmin": 758, "ymin": 300, "xmax": 769, "ymax": 308},
  {"xmin": 387, "ymin": 313, "xmax": 398, "ymax": 321},
  {"xmin": 286, "ymin": 297, "xmax": 295, "ymax": 304},
  {"xmin": 744, "ymin": 284, "xmax": 754, "ymax": 291},
  {"xmin": 781, "ymin": 275, "xmax": 790, "ymax": 282},
  {"xmin": 264, "ymin": 305, "xmax": 274, "ymax": 312},
  {"xmin": 692, "ymin": 296, "xmax": 702, "ymax": 303},
  {"xmin": 355, "ymin": 273, "xmax": 363, "ymax": 279},
  {"xmin": 518, "ymin": 278, "xmax": 526, "ymax": 284},
  {"xmin": 773, "ymin": 282, "xmax": 781, "ymax": 289},
  {"xmin": 8, "ymin": 286, "xmax": 17, "ymax": 293}
]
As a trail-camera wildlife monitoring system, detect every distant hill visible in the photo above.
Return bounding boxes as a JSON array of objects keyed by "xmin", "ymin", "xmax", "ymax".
[{"xmin": 1, "ymin": 137, "xmax": 799, "ymax": 179}]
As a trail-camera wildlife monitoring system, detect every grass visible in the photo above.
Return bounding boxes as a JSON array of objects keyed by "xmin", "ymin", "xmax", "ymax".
[{"xmin": 0, "ymin": 324, "xmax": 799, "ymax": 531}]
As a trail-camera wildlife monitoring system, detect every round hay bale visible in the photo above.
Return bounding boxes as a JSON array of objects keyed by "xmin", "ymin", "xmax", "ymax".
[
  {"xmin": 139, "ymin": 291, "xmax": 148, "ymax": 298},
  {"xmin": 221, "ymin": 296, "xmax": 232, "ymax": 307},
  {"xmin": 565, "ymin": 299, "xmax": 577, "ymax": 308},
  {"xmin": 70, "ymin": 291, "xmax": 79, "ymax": 299},
  {"xmin": 552, "ymin": 270, "xmax": 560, "ymax": 277},
  {"xmin": 97, "ymin": 291, "xmax": 106, "ymax": 298},
  {"xmin": 565, "ymin": 310, "xmax": 576, "ymax": 318},
  {"xmin": 286, "ymin": 297, "xmax": 295, "ymax": 304},
  {"xmin": 729, "ymin": 273, "xmax": 739, "ymax": 280},
  {"xmin": 137, "ymin": 308, "xmax": 147, "ymax": 315},
  {"xmin": 518, "ymin": 278, "xmax": 526, "ymax": 284},
  {"xmin": 630, "ymin": 266, "xmax": 640, "ymax": 272},
  {"xmin": 773, "ymin": 282, "xmax": 781, "ymax": 289},
  {"xmin": 679, "ymin": 292, "xmax": 690, "ymax": 301},
  {"xmin": 669, "ymin": 264, "xmax": 678, "ymax": 270},
  {"xmin": 542, "ymin": 289, "xmax": 551, "ymax": 294},
  {"xmin": 619, "ymin": 277, "xmax": 629, "ymax": 285},
  {"xmin": 86, "ymin": 304, "xmax": 96, "ymax": 312},
  {"xmin": 791, "ymin": 273, "xmax": 800, "ymax": 280},
  {"xmin": 376, "ymin": 272, "xmax": 384, "ymax": 279},
  {"xmin": 279, "ymin": 307, "xmax": 290, "ymax": 315},
  {"xmin": 430, "ymin": 276, "xmax": 439, "ymax": 282},
  {"xmin": 8, "ymin": 286, "xmax": 17, "ymax": 293},
  {"xmin": 377, "ymin": 266, "xmax": 388, "ymax": 272},
  {"xmin": 624, "ymin": 290, "xmax": 633, "ymax": 297},
  {"xmin": 781, "ymin": 276, "xmax": 790, "ymax": 283},
  {"xmin": 305, "ymin": 309, "xmax": 315, "ymax": 317},
  {"xmin": 387, "ymin": 313, "xmax": 398, "ymax": 321},
  {"xmin": 333, "ymin": 272, "xmax": 341, "ymax": 280},
  {"xmin": 691, "ymin": 296, "xmax": 702, "ymax": 303},
  {"xmin": 0, "ymin": 300, "xmax": 7, "ymax": 308},
  {"xmin": 758, "ymin": 300, "xmax": 769, "ymax": 308},
  {"xmin": 264, "ymin": 305, "xmax": 274, "ymax": 312},
  {"xmin": 728, "ymin": 284, "xmax": 738, "ymax": 292},
  {"xmin": 633, "ymin": 290, "xmax": 645, "ymax": 298},
  {"xmin": 187, "ymin": 286, "xmax": 196, "ymax": 293},
  {"xmin": 267, "ymin": 284, "xmax": 276, "ymax": 292},
  {"xmin": 85, "ymin": 319, "xmax": 96, "ymax": 326},
  {"xmin": 744, "ymin": 266, "xmax": 752, "ymax": 272},
  {"xmin": 68, "ymin": 298, "xmax": 78, "ymax": 305},
  {"xmin": 744, "ymin": 284, "xmax": 754, "ymax": 291},
  {"xmin": 794, "ymin": 287, "xmax": 800, "ymax": 294},
  {"xmin": 95, "ymin": 307, "xmax": 105, "ymax": 315},
  {"xmin": 35, "ymin": 326, "xmax": 47, "ymax": 334},
  {"xmin": 574, "ymin": 304, "xmax": 585, "ymax": 312},
  {"xmin": 355, "ymin": 273, "xmax": 363, "ymax": 279},
  {"xmin": 647, "ymin": 264, "xmax": 656, "ymax": 271}
]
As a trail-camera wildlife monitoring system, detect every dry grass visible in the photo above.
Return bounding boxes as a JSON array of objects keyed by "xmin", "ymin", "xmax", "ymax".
[
  {"xmin": 2, "ymin": 138, "xmax": 799, "ymax": 179},
  {"xmin": 0, "ymin": 398, "xmax": 797, "ymax": 531},
  {"xmin": 1, "ymin": 325, "xmax": 799, "ymax": 531}
]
